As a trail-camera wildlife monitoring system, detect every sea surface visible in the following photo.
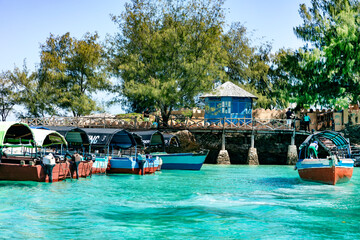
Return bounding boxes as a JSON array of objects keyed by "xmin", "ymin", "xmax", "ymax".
[{"xmin": 1, "ymin": 165, "xmax": 360, "ymax": 239}]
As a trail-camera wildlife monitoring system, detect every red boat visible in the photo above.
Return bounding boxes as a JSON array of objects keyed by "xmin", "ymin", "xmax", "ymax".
[
  {"xmin": 296, "ymin": 131, "xmax": 354, "ymax": 185},
  {"xmin": 0, "ymin": 122, "xmax": 71, "ymax": 182},
  {"xmin": 70, "ymin": 160, "xmax": 93, "ymax": 178}
]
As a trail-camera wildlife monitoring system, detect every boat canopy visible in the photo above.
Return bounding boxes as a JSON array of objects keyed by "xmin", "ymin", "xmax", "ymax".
[
  {"xmin": 0, "ymin": 122, "xmax": 34, "ymax": 147},
  {"xmin": 300, "ymin": 130, "xmax": 350, "ymax": 150},
  {"xmin": 131, "ymin": 130, "xmax": 165, "ymax": 148},
  {"xmin": 31, "ymin": 128, "xmax": 68, "ymax": 147},
  {"xmin": 46, "ymin": 126, "xmax": 90, "ymax": 146},
  {"xmin": 81, "ymin": 128, "xmax": 136, "ymax": 149},
  {"xmin": 163, "ymin": 134, "xmax": 180, "ymax": 147}
]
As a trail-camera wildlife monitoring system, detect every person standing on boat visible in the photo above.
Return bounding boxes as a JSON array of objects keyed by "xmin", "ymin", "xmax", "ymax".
[
  {"xmin": 72, "ymin": 151, "xmax": 82, "ymax": 179},
  {"xmin": 42, "ymin": 153, "xmax": 56, "ymax": 182},
  {"xmin": 308, "ymin": 141, "xmax": 318, "ymax": 158},
  {"xmin": 303, "ymin": 113, "xmax": 311, "ymax": 132}
]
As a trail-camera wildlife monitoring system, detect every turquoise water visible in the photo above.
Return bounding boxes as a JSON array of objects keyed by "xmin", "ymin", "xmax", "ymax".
[{"xmin": 1, "ymin": 165, "xmax": 360, "ymax": 239}]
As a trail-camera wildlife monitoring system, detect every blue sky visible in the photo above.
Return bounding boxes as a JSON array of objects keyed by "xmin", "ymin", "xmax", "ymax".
[{"xmin": 0, "ymin": 0, "xmax": 310, "ymax": 119}]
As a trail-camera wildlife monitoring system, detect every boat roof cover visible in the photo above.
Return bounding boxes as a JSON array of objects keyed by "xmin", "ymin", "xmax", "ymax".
[
  {"xmin": 131, "ymin": 130, "xmax": 164, "ymax": 147},
  {"xmin": 46, "ymin": 126, "xmax": 90, "ymax": 146},
  {"xmin": 31, "ymin": 128, "xmax": 68, "ymax": 147},
  {"xmin": 0, "ymin": 122, "xmax": 34, "ymax": 147},
  {"xmin": 300, "ymin": 130, "xmax": 350, "ymax": 150},
  {"xmin": 163, "ymin": 134, "xmax": 180, "ymax": 147},
  {"xmin": 81, "ymin": 128, "xmax": 136, "ymax": 149}
]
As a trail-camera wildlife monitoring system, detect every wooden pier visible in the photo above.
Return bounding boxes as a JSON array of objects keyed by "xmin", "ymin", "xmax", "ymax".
[{"xmin": 22, "ymin": 116, "xmax": 311, "ymax": 165}]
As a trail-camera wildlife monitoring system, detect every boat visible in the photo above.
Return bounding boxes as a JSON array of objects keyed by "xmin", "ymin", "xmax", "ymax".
[
  {"xmin": 132, "ymin": 131, "xmax": 208, "ymax": 170},
  {"xmin": 151, "ymin": 151, "xmax": 208, "ymax": 170},
  {"xmin": 107, "ymin": 155, "xmax": 160, "ymax": 175},
  {"xmin": 82, "ymin": 128, "xmax": 159, "ymax": 175},
  {"xmin": 0, "ymin": 122, "xmax": 70, "ymax": 182},
  {"xmin": 296, "ymin": 130, "xmax": 354, "ymax": 185},
  {"xmin": 46, "ymin": 126, "xmax": 93, "ymax": 179}
]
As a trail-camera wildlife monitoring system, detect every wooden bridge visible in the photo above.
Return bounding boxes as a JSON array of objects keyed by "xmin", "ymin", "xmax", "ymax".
[{"xmin": 21, "ymin": 116, "xmax": 310, "ymax": 135}]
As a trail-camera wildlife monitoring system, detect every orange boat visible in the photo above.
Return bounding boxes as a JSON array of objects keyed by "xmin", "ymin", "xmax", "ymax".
[{"xmin": 296, "ymin": 131, "xmax": 354, "ymax": 185}]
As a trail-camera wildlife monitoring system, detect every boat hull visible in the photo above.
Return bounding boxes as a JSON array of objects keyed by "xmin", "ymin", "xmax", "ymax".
[
  {"xmin": 92, "ymin": 157, "xmax": 108, "ymax": 174},
  {"xmin": 70, "ymin": 161, "xmax": 93, "ymax": 179},
  {"xmin": 107, "ymin": 156, "xmax": 159, "ymax": 175},
  {"xmin": 296, "ymin": 158, "xmax": 354, "ymax": 185},
  {"xmin": 0, "ymin": 162, "xmax": 70, "ymax": 182},
  {"xmin": 152, "ymin": 152, "xmax": 208, "ymax": 170}
]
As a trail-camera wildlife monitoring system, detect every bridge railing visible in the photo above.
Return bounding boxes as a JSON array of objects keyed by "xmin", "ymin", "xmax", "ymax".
[{"xmin": 21, "ymin": 116, "xmax": 296, "ymax": 131}]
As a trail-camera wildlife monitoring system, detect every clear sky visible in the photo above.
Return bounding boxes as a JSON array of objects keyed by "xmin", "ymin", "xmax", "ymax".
[{"xmin": 0, "ymin": 0, "xmax": 310, "ymax": 119}]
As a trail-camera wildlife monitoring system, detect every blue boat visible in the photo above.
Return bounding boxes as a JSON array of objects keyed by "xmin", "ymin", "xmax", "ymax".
[
  {"xmin": 132, "ymin": 131, "xmax": 208, "ymax": 170},
  {"xmin": 107, "ymin": 155, "xmax": 160, "ymax": 175},
  {"xmin": 82, "ymin": 128, "xmax": 159, "ymax": 175},
  {"xmin": 151, "ymin": 151, "xmax": 208, "ymax": 170}
]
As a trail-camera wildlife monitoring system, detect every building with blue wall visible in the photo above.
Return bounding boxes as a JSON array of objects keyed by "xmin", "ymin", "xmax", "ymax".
[{"xmin": 200, "ymin": 81, "xmax": 257, "ymax": 123}]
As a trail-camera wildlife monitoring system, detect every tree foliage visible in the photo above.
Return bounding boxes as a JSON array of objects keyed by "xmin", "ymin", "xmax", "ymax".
[
  {"xmin": 223, "ymin": 22, "xmax": 289, "ymax": 109},
  {"xmin": 108, "ymin": 0, "xmax": 227, "ymax": 123},
  {"xmin": 0, "ymin": 72, "xmax": 17, "ymax": 121},
  {"xmin": 39, "ymin": 32, "xmax": 111, "ymax": 116},
  {"xmin": 290, "ymin": 0, "xmax": 360, "ymax": 109}
]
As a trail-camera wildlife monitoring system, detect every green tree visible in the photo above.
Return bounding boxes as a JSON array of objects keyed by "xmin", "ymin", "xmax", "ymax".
[
  {"xmin": 0, "ymin": 72, "xmax": 17, "ymax": 121},
  {"xmin": 108, "ymin": 0, "xmax": 227, "ymax": 124},
  {"xmin": 39, "ymin": 32, "xmax": 111, "ymax": 116},
  {"xmin": 290, "ymin": 0, "xmax": 360, "ymax": 109},
  {"xmin": 223, "ymin": 22, "xmax": 286, "ymax": 109}
]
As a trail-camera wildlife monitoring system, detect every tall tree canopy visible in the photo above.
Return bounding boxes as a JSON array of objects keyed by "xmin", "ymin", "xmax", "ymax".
[
  {"xmin": 0, "ymin": 72, "xmax": 18, "ymax": 121},
  {"xmin": 290, "ymin": 0, "xmax": 360, "ymax": 109},
  {"xmin": 39, "ymin": 32, "xmax": 111, "ymax": 116},
  {"xmin": 108, "ymin": 0, "xmax": 227, "ymax": 123}
]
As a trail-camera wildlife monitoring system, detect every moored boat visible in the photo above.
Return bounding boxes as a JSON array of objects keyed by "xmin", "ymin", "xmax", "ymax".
[
  {"xmin": 107, "ymin": 155, "xmax": 160, "ymax": 175},
  {"xmin": 151, "ymin": 151, "xmax": 208, "ymax": 170},
  {"xmin": 47, "ymin": 126, "xmax": 93, "ymax": 179},
  {"xmin": 296, "ymin": 130, "xmax": 354, "ymax": 185},
  {"xmin": 0, "ymin": 122, "xmax": 70, "ymax": 182}
]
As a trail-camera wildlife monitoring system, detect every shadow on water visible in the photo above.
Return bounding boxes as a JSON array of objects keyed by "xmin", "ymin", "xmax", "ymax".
[
  {"xmin": 256, "ymin": 177, "xmax": 302, "ymax": 188},
  {"xmin": 0, "ymin": 181, "xmax": 41, "ymax": 188}
]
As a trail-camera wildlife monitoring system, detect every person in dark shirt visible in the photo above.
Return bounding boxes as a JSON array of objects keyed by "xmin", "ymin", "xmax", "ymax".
[
  {"xmin": 286, "ymin": 108, "xmax": 293, "ymax": 127},
  {"xmin": 143, "ymin": 108, "xmax": 150, "ymax": 121}
]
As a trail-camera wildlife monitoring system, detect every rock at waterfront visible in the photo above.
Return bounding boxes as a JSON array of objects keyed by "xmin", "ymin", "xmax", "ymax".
[
  {"xmin": 247, "ymin": 147, "xmax": 259, "ymax": 165},
  {"xmin": 216, "ymin": 150, "xmax": 230, "ymax": 164}
]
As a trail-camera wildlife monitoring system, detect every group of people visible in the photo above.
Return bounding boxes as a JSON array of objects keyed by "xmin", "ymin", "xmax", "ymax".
[{"xmin": 286, "ymin": 108, "xmax": 311, "ymax": 132}]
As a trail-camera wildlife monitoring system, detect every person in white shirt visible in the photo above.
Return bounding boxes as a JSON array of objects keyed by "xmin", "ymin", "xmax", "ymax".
[{"xmin": 308, "ymin": 141, "xmax": 318, "ymax": 158}]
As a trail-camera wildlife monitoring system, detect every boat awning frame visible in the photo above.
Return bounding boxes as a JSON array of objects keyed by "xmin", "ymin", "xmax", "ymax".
[
  {"xmin": 131, "ymin": 130, "xmax": 165, "ymax": 148},
  {"xmin": 163, "ymin": 134, "xmax": 180, "ymax": 147},
  {"xmin": 81, "ymin": 128, "xmax": 136, "ymax": 149},
  {"xmin": 300, "ymin": 130, "xmax": 350, "ymax": 151},
  {"xmin": 46, "ymin": 126, "xmax": 90, "ymax": 146},
  {"xmin": 0, "ymin": 122, "xmax": 35, "ymax": 147},
  {"xmin": 31, "ymin": 128, "xmax": 68, "ymax": 147}
]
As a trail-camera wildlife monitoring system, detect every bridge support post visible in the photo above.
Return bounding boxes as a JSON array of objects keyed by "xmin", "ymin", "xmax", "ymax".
[
  {"xmin": 247, "ymin": 132, "xmax": 259, "ymax": 165},
  {"xmin": 216, "ymin": 128, "xmax": 230, "ymax": 164},
  {"xmin": 286, "ymin": 128, "xmax": 297, "ymax": 165}
]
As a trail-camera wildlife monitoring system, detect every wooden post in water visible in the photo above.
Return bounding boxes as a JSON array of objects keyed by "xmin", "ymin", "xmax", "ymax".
[
  {"xmin": 286, "ymin": 120, "xmax": 298, "ymax": 165},
  {"xmin": 246, "ymin": 130, "xmax": 259, "ymax": 165},
  {"xmin": 216, "ymin": 117, "xmax": 230, "ymax": 164}
]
